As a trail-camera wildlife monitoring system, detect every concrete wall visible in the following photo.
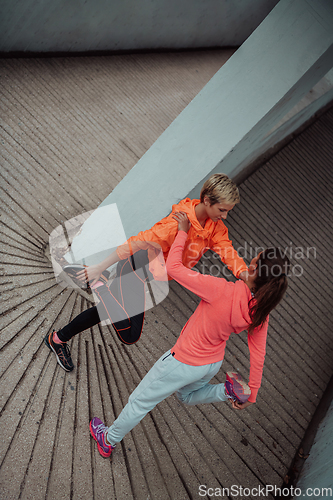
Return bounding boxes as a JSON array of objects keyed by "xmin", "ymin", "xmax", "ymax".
[
  {"xmin": 295, "ymin": 399, "xmax": 333, "ymax": 498},
  {"xmin": 68, "ymin": 0, "xmax": 333, "ymax": 267},
  {"xmin": 0, "ymin": 0, "xmax": 279, "ymax": 53},
  {"xmin": 189, "ymin": 68, "xmax": 333, "ymax": 198}
]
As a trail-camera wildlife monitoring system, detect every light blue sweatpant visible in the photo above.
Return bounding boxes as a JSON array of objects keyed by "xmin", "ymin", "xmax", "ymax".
[{"xmin": 107, "ymin": 350, "xmax": 228, "ymax": 445}]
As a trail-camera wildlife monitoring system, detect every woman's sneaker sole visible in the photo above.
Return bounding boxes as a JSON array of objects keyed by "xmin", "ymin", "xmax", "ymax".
[
  {"xmin": 225, "ymin": 371, "xmax": 251, "ymax": 404},
  {"xmin": 44, "ymin": 331, "xmax": 74, "ymax": 372}
]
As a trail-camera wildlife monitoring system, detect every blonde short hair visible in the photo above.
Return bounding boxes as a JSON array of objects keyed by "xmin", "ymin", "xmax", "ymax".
[{"xmin": 200, "ymin": 173, "xmax": 240, "ymax": 205}]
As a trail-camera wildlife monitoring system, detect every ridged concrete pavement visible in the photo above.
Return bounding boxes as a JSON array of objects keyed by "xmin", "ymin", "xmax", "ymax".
[{"xmin": 1, "ymin": 52, "xmax": 333, "ymax": 500}]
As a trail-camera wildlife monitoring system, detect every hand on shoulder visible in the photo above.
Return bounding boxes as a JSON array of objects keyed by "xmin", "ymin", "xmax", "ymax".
[{"xmin": 172, "ymin": 211, "xmax": 191, "ymax": 233}]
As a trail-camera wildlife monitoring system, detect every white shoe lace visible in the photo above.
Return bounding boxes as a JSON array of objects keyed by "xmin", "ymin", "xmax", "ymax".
[
  {"xmin": 94, "ymin": 423, "xmax": 115, "ymax": 448},
  {"xmin": 95, "ymin": 423, "xmax": 107, "ymax": 434}
]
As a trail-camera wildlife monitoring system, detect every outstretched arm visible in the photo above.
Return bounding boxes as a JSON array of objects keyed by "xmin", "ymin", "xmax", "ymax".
[
  {"xmin": 245, "ymin": 322, "xmax": 268, "ymax": 403},
  {"xmin": 76, "ymin": 250, "xmax": 120, "ymax": 286},
  {"xmin": 167, "ymin": 212, "xmax": 227, "ymax": 303},
  {"xmin": 76, "ymin": 215, "xmax": 178, "ymax": 286},
  {"xmin": 211, "ymin": 230, "xmax": 248, "ymax": 281}
]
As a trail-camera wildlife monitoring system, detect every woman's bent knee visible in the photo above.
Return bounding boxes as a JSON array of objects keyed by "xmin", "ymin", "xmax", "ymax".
[{"xmin": 176, "ymin": 391, "xmax": 193, "ymax": 405}]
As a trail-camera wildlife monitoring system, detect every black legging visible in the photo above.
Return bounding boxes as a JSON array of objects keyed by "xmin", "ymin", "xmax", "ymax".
[{"xmin": 57, "ymin": 251, "xmax": 152, "ymax": 345}]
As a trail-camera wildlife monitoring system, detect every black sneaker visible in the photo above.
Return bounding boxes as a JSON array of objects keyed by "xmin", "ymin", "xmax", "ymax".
[{"xmin": 44, "ymin": 331, "xmax": 74, "ymax": 372}]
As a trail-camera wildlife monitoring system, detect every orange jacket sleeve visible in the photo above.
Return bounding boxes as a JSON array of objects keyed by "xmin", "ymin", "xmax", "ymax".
[
  {"xmin": 210, "ymin": 229, "xmax": 248, "ymax": 279},
  {"xmin": 116, "ymin": 214, "xmax": 178, "ymax": 260}
]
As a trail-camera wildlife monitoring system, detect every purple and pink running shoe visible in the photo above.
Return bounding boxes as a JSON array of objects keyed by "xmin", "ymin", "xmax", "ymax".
[
  {"xmin": 225, "ymin": 372, "xmax": 251, "ymax": 404},
  {"xmin": 89, "ymin": 417, "xmax": 115, "ymax": 458}
]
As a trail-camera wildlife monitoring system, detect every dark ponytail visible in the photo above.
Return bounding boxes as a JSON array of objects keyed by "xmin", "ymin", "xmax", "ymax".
[{"xmin": 248, "ymin": 248, "xmax": 290, "ymax": 334}]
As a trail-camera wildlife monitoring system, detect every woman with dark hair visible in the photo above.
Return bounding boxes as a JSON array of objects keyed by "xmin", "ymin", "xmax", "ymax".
[
  {"xmin": 89, "ymin": 212, "xmax": 290, "ymax": 458},
  {"xmin": 248, "ymin": 247, "xmax": 289, "ymax": 334}
]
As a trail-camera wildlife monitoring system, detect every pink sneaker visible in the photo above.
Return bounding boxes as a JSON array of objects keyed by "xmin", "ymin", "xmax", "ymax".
[
  {"xmin": 225, "ymin": 372, "xmax": 251, "ymax": 404},
  {"xmin": 89, "ymin": 417, "xmax": 115, "ymax": 458}
]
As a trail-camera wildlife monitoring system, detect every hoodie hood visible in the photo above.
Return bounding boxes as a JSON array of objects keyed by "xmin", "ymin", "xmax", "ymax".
[
  {"xmin": 172, "ymin": 198, "xmax": 203, "ymax": 232},
  {"xmin": 172, "ymin": 198, "xmax": 225, "ymax": 237}
]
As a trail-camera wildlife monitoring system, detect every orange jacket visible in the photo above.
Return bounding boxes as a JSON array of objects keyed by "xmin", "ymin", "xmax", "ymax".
[{"xmin": 116, "ymin": 198, "xmax": 247, "ymax": 280}]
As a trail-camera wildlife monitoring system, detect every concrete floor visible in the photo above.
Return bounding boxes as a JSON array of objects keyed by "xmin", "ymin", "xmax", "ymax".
[{"xmin": 0, "ymin": 51, "xmax": 333, "ymax": 500}]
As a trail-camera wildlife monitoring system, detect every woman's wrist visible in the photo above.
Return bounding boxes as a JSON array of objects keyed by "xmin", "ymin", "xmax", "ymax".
[{"xmin": 96, "ymin": 263, "xmax": 105, "ymax": 274}]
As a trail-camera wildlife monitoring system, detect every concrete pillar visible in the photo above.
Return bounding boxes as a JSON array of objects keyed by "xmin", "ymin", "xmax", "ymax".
[{"xmin": 68, "ymin": 0, "xmax": 333, "ymax": 266}]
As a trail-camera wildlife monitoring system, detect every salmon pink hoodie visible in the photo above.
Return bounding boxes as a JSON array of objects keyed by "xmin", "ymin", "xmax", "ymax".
[{"xmin": 166, "ymin": 231, "xmax": 268, "ymax": 403}]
